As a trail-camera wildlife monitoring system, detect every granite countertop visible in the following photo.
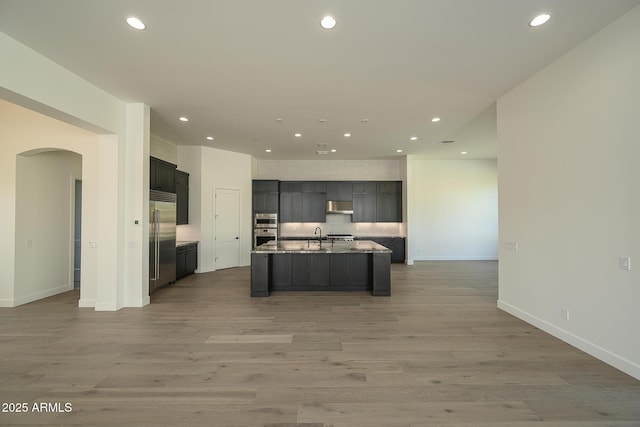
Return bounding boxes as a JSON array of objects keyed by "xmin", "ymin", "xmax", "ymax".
[
  {"xmin": 176, "ymin": 240, "xmax": 199, "ymax": 247},
  {"xmin": 251, "ymin": 240, "xmax": 392, "ymax": 254}
]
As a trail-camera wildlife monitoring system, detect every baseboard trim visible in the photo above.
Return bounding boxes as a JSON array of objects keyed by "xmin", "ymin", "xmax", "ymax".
[
  {"xmin": 497, "ymin": 299, "xmax": 640, "ymax": 380},
  {"xmin": 78, "ymin": 298, "xmax": 96, "ymax": 308},
  {"xmin": 13, "ymin": 284, "xmax": 71, "ymax": 307},
  {"xmin": 414, "ymin": 256, "xmax": 498, "ymax": 261}
]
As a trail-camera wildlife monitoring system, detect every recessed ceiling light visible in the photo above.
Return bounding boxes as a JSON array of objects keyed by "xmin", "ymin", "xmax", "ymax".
[
  {"xmin": 461, "ymin": 151, "xmax": 468, "ymax": 155},
  {"xmin": 206, "ymin": 136, "xmax": 214, "ymax": 141},
  {"xmin": 126, "ymin": 17, "xmax": 146, "ymax": 30},
  {"xmin": 344, "ymin": 133, "xmax": 351, "ymax": 137},
  {"xmin": 318, "ymin": 119, "xmax": 327, "ymax": 123},
  {"xmin": 529, "ymin": 13, "xmax": 551, "ymax": 27},
  {"xmin": 265, "ymin": 149, "xmax": 272, "ymax": 153},
  {"xmin": 396, "ymin": 149, "xmax": 403, "ymax": 153},
  {"xmin": 294, "ymin": 133, "xmax": 302, "ymax": 137},
  {"xmin": 410, "ymin": 136, "xmax": 418, "ymax": 141},
  {"xmin": 179, "ymin": 116, "xmax": 189, "ymax": 122},
  {"xmin": 361, "ymin": 118, "xmax": 369, "ymax": 123},
  {"xmin": 320, "ymin": 16, "xmax": 336, "ymax": 29},
  {"xmin": 431, "ymin": 117, "xmax": 441, "ymax": 123},
  {"xmin": 276, "ymin": 118, "xmax": 284, "ymax": 122},
  {"xmin": 330, "ymin": 149, "xmax": 337, "ymax": 153}
]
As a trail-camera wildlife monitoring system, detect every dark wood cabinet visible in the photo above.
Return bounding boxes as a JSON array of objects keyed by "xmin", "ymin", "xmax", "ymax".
[
  {"xmin": 253, "ymin": 252, "xmax": 387, "ymax": 295},
  {"xmin": 279, "ymin": 192, "xmax": 303, "ymax": 222},
  {"xmin": 375, "ymin": 181, "xmax": 402, "ymax": 222},
  {"xmin": 376, "ymin": 192, "xmax": 402, "ymax": 222},
  {"xmin": 302, "ymin": 182, "xmax": 326, "ymax": 193},
  {"xmin": 279, "ymin": 181, "xmax": 326, "ymax": 223},
  {"xmin": 352, "ymin": 182, "xmax": 377, "ymax": 194},
  {"xmin": 279, "ymin": 181, "xmax": 303, "ymax": 192},
  {"xmin": 150, "ymin": 156, "xmax": 176, "ymax": 193},
  {"xmin": 292, "ymin": 253, "xmax": 331, "ymax": 287},
  {"xmin": 176, "ymin": 170, "xmax": 189, "ymax": 225},
  {"xmin": 252, "ymin": 180, "xmax": 279, "ymax": 214},
  {"xmin": 357, "ymin": 237, "xmax": 405, "ymax": 263},
  {"xmin": 326, "ymin": 182, "xmax": 353, "ymax": 201},
  {"xmin": 272, "ymin": 180, "xmax": 401, "ymax": 223},
  {"xmin": 302, "ymin": 192, "xmax": 326, "ymax": 222},
  {"xmin": 330, "ymin": 253, "xmax": 370, "ymax": 289},
  {"xmin": 352, "ymin": 193, "xmax": 377, "ymax": 222},
  {"xmin": 271, "ymin": 253, "xmax": 292, "ymax": 288},
  {"xmin": 176, "ymin": 243, "xmax": 198, "ymax": 279}
]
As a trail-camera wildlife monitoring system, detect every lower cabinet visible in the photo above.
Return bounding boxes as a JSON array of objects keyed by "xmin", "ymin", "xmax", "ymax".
[
  {"xmin": 269, "ymin": 253, "xmax": 371, "ymax": 292},
  {"xmin": 176, "ymin": 243, "xmax": 198, "ymax": 280},
  {"xmin": 358, "ymin": 237, "xmax": 405, "ymax": 263},
  {"xmin": 292, "ymin": 253, "xmax": 331, "ymax": 287}
]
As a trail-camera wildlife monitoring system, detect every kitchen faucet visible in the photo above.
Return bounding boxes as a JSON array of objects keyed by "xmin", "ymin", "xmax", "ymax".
[{"xmin": 314, "ymin": 226, "xmax": 322, "ymax": 247}]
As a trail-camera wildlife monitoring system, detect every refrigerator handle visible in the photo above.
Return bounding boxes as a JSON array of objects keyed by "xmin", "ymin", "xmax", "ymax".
[
  {"xmin": 151, "ymin": 209, "xmax": 159, "ymax": 281},
  {"xmin": 155, "ymin": 210, "xmax": 160, "ymax": 281}
]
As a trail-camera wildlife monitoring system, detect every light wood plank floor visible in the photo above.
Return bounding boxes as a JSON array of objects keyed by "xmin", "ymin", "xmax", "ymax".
[{"xmin": 1, "ymin": 261, "xmax": 638, "ymax": 426}]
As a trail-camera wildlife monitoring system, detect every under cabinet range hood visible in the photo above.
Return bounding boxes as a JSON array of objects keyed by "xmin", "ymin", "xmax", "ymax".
[{"xmin": 326, "ymin": 200, "xmax": 354, "ymax": 214}]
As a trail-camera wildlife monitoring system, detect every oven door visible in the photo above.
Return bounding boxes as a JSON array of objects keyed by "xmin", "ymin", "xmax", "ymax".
[{"xmin": 254, "ymin": 228, "xmax": 277, "ymax": 248}]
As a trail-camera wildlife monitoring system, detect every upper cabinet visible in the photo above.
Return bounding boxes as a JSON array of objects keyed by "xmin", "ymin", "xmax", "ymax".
[
  {"xmin": 375, "ymin": 181, "xmax": 402, "ymax": 223},
  {"xmin": 255, "ymin": 179, "xmax": 402, "ymax": 223},
  {"xmin": 352, "ymin": 181, "xmax": 402, "ymax": 223},
  {"xmin": 252, "ymin": 180, "xmax": 280, "ymax": 214},
  {"xmin": 279, "ymin": 181, "xmax": 327, "ymax": 223},
  {"xmin": 176, "ymin": 170, "xmax": 189, "ymax": 225},
  {"xmin": 150, "ymin": 156, "xmax": 176, "ymax": 193},
  {"xmin": 326, "ymin": 182, "xmax": 353, "ymax": 201}
]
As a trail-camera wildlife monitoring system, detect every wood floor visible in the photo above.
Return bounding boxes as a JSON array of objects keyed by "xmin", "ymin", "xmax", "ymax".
[{"xmin": 1, "ymin": 261, "xmax": 638, "ymax": 426}]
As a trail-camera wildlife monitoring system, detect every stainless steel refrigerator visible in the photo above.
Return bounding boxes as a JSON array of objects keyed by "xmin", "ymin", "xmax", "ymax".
[{"xmin": 149, "ymin": 190, "xmax": 176, "ymax": 293}]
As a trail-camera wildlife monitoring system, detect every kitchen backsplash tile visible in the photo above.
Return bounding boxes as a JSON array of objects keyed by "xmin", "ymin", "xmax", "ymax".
[
  {"xmin": 255, "ymin": 159, "xmax": 401, "ymax": 180},
  {"xmin": 280, "ymin": 214, "xmax": 405, "ymax": 238}
]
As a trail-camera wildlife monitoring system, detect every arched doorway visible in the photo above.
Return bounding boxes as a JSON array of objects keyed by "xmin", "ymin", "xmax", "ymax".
[{"xmin": 14, "ymin": 148, "xmax": 82, "ymax": 305}]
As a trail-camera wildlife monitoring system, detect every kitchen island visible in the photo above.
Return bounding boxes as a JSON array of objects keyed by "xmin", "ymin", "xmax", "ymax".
[{"xmin": 251, "ymin": 240, "xmax": 391, "ymax": 297}]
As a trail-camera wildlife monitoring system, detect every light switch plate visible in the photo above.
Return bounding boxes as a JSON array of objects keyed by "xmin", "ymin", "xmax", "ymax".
[{"xmin": 619, "ymin": 256, "xmax": 631, "ymax": 271}]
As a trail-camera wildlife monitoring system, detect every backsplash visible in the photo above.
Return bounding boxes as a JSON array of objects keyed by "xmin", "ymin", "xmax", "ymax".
[
  {"xmin": 254, "ymin": 159, "xmax": 402, "ymax": 180},
  {"xmin": 279, "ymin": 214, "xmax": 405, "ymax": 237}
]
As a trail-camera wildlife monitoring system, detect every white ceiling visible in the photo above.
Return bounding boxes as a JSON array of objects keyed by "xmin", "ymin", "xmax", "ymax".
[{"xmin": 1, "ymin": 0, "xmax": 638, "ymax": 160}]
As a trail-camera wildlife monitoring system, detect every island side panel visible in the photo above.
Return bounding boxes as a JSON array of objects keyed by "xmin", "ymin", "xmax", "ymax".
[
  {"xmin": 251, "ymin": 252, "xmax": 270, "ymax": 297},
  {"xmin": 372, "ymin": 252, "xmax": 391, "ymax": 296}
]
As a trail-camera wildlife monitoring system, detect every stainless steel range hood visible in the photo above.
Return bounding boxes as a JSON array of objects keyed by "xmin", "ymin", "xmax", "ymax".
[{"xmin": 326, "ymin": 200, "xmax": 354, "ymax": 214}]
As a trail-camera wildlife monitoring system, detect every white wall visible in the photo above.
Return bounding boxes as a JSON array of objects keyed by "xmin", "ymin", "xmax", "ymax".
[
  {"xmin": 178, "ymin": 146, "xmax": 253, "ymax": 272},
  {"xmin": 150, "ymin": 134, "xmax": 178, "ymax": 164},
  {"xmin": 14, "ymin": 151, "xmax": 82, "ymax": 305},
  {"xmin": 407, "ymin": 158, "xmax": 498, "ymax": 262},
  {"xmin": 0, "ymin": 31, "xmax": 149, "ymax": 310},
  {"xmin": 497, "ymin": 5, "xmax": 640, "ymax": 379}
]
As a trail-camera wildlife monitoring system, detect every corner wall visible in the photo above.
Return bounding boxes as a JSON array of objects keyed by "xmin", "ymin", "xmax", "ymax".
[
  {"xmin": 407, "ymin": 159, "xmax": 498, "ymax": 261},
  {"xmin": 178, "ymin": 146, "xmax": 252, "ymax": 272},
  {"xmin": 497, "ymin": 5, "xmax": 640, "ymax": 379}
]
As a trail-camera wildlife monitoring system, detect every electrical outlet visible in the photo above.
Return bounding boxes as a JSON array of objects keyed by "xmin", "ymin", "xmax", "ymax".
[
  {"xmin": 26, "ymin": 239, "xmax": 33, "ymax": 248},
  {"xmin": 505, "ymin": 241, "xmax": 518, "ymax": 252},
  {"xmin": 561, "ymin": 307, "xmax": 570, "ymax": 321},
  {"xmin": 619, "ymin": 256, "xmax": 631, "ymax": 271},
  {"xmin": 88, "ymin": 241, "xmax": 97, "ymax": 248}
]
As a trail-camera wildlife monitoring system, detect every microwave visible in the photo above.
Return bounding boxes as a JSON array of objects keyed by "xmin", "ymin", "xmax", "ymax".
[{"xmin": 254, "ymin": 213, "xmax": 277, "ymax": 228}]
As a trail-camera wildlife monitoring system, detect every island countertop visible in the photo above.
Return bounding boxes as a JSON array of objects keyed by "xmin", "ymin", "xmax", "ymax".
[{"xmin": 251, "ymin": 239, "xmax": 391, "ymax": 254}]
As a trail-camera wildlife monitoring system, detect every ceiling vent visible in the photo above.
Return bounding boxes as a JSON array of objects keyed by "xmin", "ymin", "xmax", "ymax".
[
  {"xmin": 440, "ymin": 140, "xmax": 455, "ymax": 144},
  {"xmin": 316, "ymin": 150, "xmax": 329, "ymax": 156}
]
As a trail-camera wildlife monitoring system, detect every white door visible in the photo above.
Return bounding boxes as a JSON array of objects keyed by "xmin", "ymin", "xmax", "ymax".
[{"xmin": 215, "ymin": 188, "xmax": 240, "ymax": 269}]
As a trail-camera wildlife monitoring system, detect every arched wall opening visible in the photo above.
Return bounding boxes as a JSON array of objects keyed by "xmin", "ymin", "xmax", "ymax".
[
  {"xmin": 14, "ymin": 149, "xmax": 83, "ymax": 305},
  {"xmin": 0, "ymin": 98, "xmax": 101, "ymax": 308}
]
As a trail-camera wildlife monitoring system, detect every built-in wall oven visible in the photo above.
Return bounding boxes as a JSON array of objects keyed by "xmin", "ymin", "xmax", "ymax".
[{"xmin": 254, "ymin": 213, "xmax": 278, "ymax": 248}]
